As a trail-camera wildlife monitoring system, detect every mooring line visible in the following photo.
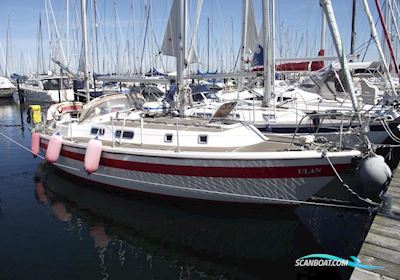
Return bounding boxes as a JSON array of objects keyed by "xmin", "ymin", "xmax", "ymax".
[{"xmin": 0, "ymin": 131, "xmax": 45, "ymax": 160}]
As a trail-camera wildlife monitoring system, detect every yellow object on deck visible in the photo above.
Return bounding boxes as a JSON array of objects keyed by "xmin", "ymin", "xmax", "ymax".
[{"xmin": 30, "ymin": 105, "xmax": 42, "ymax": 124}]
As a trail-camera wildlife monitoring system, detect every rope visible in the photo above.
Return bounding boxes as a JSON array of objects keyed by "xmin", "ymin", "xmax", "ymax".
[
  {"xmin": 0, "ymin": 131, "xmax": 45, "ymax": 160},
  {"xmin": 380, "ymin": 119, "xmax": 400, "ymax": 143},
  {"xmin": 0, "ymin": 124, "xmax": 23, "ymax": 127},
  {"xmin": 322, "ymin": 150, "xmax": 380, "ymax": 207},
  {"xmin": 375, "ymin": 144, "xmax": 400, "ymax": 148}
]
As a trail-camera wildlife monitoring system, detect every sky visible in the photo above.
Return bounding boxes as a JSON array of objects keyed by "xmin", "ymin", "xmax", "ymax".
[{"xmin": 0, "ymin": 0, "xmax": 389, "ymax": 75}]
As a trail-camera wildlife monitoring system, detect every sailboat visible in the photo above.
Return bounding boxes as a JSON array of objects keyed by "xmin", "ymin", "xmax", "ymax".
[{"xmin": 32, "ymin": 0, "xmax": 388, "ymax": 206}]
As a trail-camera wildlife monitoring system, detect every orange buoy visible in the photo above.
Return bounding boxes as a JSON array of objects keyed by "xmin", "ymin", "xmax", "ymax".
[
  {"xmin": 45, "ymin": 134, "xmax": 63, "ymax": 163},
  {"xmin": 84, "ymin": 138, "xmax": 103, "ymax": 174},
  {"xmin": 31, "ymin": 132, "xmax": 40, "ymax": 156}
]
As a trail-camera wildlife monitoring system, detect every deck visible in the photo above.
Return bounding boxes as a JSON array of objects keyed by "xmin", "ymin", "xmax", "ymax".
[{"xmin": 350, "ymin": 166, "xmax": 400, "ymax": 280}]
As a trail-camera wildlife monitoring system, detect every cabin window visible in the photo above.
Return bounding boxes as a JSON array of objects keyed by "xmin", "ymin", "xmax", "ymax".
[
  {"xmin": 229, "ymin": 113, "xmax": 241, "ymax": 119},
  {"xmin": 26, "ymin": 80, "xmax": 39, "ymax": 87},
  {"xmin": 192, "ymin": 93, "xmax": 205, "ymax": 102},
  {"xmin": 164, "ymin": 133, "xmax": 173, "ymax": 143},
  {"xmin": 115, "ymin": 130, "xmax": 134, "ymax": 139},
  {"xmin": 198, "ymin": 135, "xmax": 208, "ymax": 144},
  {"xmin": 91, "ymin": 127, "xmax": 105, "ymax": 135},
  {"xmin": 43, "ymin": 79, "xmax": 60, "ymax": 90},
  {"xmin": 263, "ymin": 114, "xmax": 276, "ymax": 121}
]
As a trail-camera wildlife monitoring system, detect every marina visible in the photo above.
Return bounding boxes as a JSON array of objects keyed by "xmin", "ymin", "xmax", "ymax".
[{"xmin": 2, "ymin": 0, "xmax": 400, "ymax": 279}]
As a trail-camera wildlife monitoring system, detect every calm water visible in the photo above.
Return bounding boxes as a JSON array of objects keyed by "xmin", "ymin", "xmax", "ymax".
[{"xmin": 0, "ymin": 98, "xmax": 375, "ymax": 279}]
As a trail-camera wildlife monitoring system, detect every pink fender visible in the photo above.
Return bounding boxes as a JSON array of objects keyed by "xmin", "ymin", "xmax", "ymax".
[
  {"xmin": 31, "ymin": 132, "xmax": 40, "ymax": 156},
  {"xmin": 45, "ymin": 134, "xmax": 63, "ymax": 163},
  {"xmin": 84, "ymin": 139, "xmax": 103, "ymax": 174}
]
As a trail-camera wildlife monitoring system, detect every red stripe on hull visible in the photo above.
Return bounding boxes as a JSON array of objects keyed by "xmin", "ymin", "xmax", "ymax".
[{"xmin": 40, "ymin": 142, "xmax": 350, "ymax": 179}]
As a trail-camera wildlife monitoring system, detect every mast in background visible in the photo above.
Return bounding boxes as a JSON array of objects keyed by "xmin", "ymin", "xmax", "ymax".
[
  {"xmin": 5, "ymin": 15, "xmax": 11, "ymax": 77},
  {"xmin": 241, "ymin": 0, "xmax": 249, "ymax": 71},
  {"xmin": 175, "ymin": 0, "xmax": 185, "ymax": 113},
  {"xmin": 320, "ymin": 0, "xmax": 359, "ymax": 114},
  {"xmin": 375, "ymin": 0, "xmax": 399, "ymax": 77},
  {"xmin": 321, "ymin": 6, "xmax": 326, "ymax": 52},
  {"xmin": 262, "ymin": 0, "xmax": 271, "ymax": 107},
  {"xmin": 362, "ymin": 0, "xmax": 397, "ymax": 97},
  {"xmin": 81, "ymin": 0, "xmax": 90, "ymax": 102},
  {"xmin": 37, "ymin": 14, "xmax": 45, "ymax": 75},
  {"xmin": 207, "ymin": 17, "xmax": 210, "ymax": 72},
  {"xmin": 350, "ymin": 0, "xmax": 357, "ymax": 57}
]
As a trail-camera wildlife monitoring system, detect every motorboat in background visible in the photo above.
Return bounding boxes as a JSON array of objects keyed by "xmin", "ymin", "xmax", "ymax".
[
  {"xmin": 20, "ymin": 73, "xmax": 75, "ymax": 103},
  {"xmin": 0, "ymin": 76, "xmax": 16, "ymax": 98}
]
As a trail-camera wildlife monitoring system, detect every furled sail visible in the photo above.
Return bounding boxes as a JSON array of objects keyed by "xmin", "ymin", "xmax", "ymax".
[
  {"xmin": 244, "ymin": 0, "xmax": 258, "ymax": 56},
  {"xmin": 161, "ymin": 0, "xmax": 202, "ymax": 65},
  {"xmin": 161, "ymin": 0, "xmax": 179, "ymax": 58}
]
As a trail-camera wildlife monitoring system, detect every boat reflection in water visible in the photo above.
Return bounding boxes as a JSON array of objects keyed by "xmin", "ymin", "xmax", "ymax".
[{"xmin": 34, "ymin": 162, "xmax": 373, "ymax": 279}]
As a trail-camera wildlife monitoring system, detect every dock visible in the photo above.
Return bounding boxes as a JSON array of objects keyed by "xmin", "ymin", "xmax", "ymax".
[{"xmin": 350, "ymin": 167, "xmax": 400, "ymax": 280}]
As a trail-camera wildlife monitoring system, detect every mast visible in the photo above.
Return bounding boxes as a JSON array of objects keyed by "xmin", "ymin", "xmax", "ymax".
[
  {"xmin": 48, "ymin": 0, "xmax": 68, "ymax": 66},
  {"xmin": 320, "ymin": 5, "xmax": 326, "ymax": 52},
  {"xmin": 94, "ymin": 0, "xmax": 100, "ymax": 74},
  {"xmin": 176, "ymin": 0, "xmax": 185, "ymax": 113},
  {"xmin": 0, "ymin": 42, "xmax": 6, "ymax": 76},
  {"xmin": 350, "ymin": 0, "xmax": 356, "ymax": 56},
  {"xmin": 231, "ymin": 17, "xmax": 234, "ymax": 71},
  {"xmin": 66, "ymin": 0, "xmax": 69, "ymax": 63},
  {"xmin": 187, "ymin": 0, "xmax": 203, "ymax": 66},
  {"xmin": 361, "ymin": 0, "xmax": 397, "ymax": 97},
  {"xmin": 139, "ymin": 6, "xmax": 150, "ymax": 74},
  {"xmin": 241, "ymin": 0, "xmax": 249, "ymax": 70},
  {"xmin": 81, "ymin": 0, "xmax": 90, "ymax": 103},
  {"xmin": 271, "ymin": 0, "xmax": 275, "ymax": 101},
  {"xmin": 114, "ymin": 2, "xmax": 119, "ymax": 74},
  {"xmin": 375, "ymin": 0, "xmax": 399, "ymax": 76},
  {"xmin": 44, "ymin": 0, "xmax": 53, "ymax": 70},
  {"xmin": 320, "ymin": 0, "xmax": 359, "ymax": 113},
  {"xmin": 262, "ymin": 0, "xmax": 271, "ymax": 107},
  {"xmin": 5, "ymin": 15, "xmax": 10, "ymax": 77},
  {"xmin": 387, "ymin": 0, "xmax": 400, "ymax": 50},
  {"xmin": 37, "ymin": 14, "xmax": 45, "ymax": 74},
  {"xmin": 90, "ymin": 0, "xmax": 95, "ymax": 74},
  {"xmin": 183, "ymin": 0, "xmax": 188, "ymax": 68},
  {"xmin": 207, "ymin": 17, "xmax": 210, "ymax": 72},
  {"xmin": 131, "ymin": 0, "xmax": 136, "ymax": 74}
]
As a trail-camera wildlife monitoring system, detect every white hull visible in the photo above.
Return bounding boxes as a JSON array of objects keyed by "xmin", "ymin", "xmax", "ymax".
[
  {"xmin": 21, "ymin": 88, "xmax": 74, "ymax": 103},
  {"xmin": 40, "ymin": 137, "xmax": 358, "ymax": 205},
  {"xmin": 0, "ymin": 88, "xmax": 15, "ymax": 98}
]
